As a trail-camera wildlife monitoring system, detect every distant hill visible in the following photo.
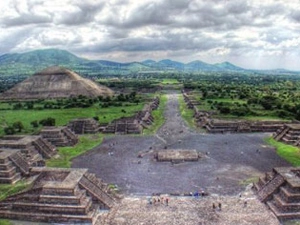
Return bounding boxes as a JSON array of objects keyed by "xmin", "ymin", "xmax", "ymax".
[{"xmin": 0, "ymin": 48, "xmax": 298, "ymax": 77}]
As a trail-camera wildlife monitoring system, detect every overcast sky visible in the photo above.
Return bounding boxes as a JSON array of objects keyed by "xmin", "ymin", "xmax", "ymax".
[{"xmin": 1, "ymin": 0, "xmax": 300, "ymax": 70}]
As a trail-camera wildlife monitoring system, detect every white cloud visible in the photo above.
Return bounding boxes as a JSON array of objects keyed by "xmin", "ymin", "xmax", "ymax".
[{"xmin": 1, "ymin": 0, "xmax": 300, "ymax": 69}]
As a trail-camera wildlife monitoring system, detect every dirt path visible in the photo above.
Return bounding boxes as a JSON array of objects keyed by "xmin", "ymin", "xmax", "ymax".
[{"xmin": 72, "ymin": 92, "xmax": 290, "ymax": 196}]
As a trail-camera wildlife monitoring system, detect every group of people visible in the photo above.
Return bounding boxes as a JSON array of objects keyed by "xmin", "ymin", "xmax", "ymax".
[{"xmin": 148, "ymin": 196, "xmax": 169, "ymax": 206}]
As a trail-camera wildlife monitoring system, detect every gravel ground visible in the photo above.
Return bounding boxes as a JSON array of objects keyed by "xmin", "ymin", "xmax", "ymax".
[
  {"xmin": 96, "ymin": 186, "xmax": 279, "ymax": 225},
  {"xmin": 72, "ymin": 93, "xmax": 290, "ymax": 196}
]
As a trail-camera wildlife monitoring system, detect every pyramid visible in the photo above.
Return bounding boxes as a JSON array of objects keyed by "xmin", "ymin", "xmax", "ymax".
[{"xmin": 0, "ymin": 66, "xmax": 114, "ymax": 100}]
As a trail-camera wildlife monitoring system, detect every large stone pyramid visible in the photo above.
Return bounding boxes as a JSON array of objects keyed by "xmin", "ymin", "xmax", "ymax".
[{"xmin": 0, "ymin": 66, "xmax": 114, "ymax": 100}]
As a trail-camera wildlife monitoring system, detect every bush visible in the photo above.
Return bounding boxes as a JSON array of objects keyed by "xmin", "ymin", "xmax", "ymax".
[
  {"xmin": 4, "ymin": 126, "xmax": 15, "ymax": 135},
  {"xmin": 39, "ymin": 117, "xmax": 55, "ymax": 126}
]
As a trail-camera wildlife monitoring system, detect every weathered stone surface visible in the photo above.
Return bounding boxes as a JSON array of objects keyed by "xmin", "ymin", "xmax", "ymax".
[
  {"xmin": 255, "ymin": 167, "xmax": 300, "ymax": 222},
  {"xmin": 273, "ymin": 124, "xmax": 300, "ymax": 146},
  {"xmin": 155, "ymin": 149, "xmax": 200, "ymax": 162},
  {"xmin": 68, "ymin": 118, "xmax": 100, "ymax": 134},
  {"xmin": 40, "ymin": 126, "xmax": 78, "ymax": 147},
  {"xmin": 0, "ymin": 66, "xmax": 114, "ymax": 100},
  {"xmin": 0, "ymin": 167, "xmax": 119, "ymax": 224},
  {"xmin": 0, "ymin": 135, "xmax": 57, "ymax": 166},
  {"xmin": 0, "ymin": 149, "xmax": 29, "ymax": 184}
]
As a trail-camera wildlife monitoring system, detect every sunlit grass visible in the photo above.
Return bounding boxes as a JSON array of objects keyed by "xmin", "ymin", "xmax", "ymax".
[
  {"xmin": 0, "ymin": 180, "xmax": 31, "ymax": 201},
  {"xmin": 265, "ymin": 137, "xmax": 300, "ymax": 166},
  {"xmin": 143, "ymin": 95, "xmax": 167, "ymax": 135},
  {"xmin": 46, "ymin": 133, "xmax": 104, "ymax": 168},
  {"xmin": 178, "ymin": 94, "xmax": 196, "ymax": 129}
]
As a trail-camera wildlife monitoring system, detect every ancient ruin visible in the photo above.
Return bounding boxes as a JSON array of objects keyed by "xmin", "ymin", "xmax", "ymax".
[
  {"xmin": 0, "ymin": 149, "xmax": 29, "ymax": 184},
  {"xmin": 68, "ymin": 118, "xmax": 100, "ymax": 134},
  {"xmin": 40, "ymin": 126, "xmax": 78, "ymax": 147},
  {"xmin": 254, "ymin": 167, "xmax": 300, "ymax": 222},
  {"xmin": 0, "ymin": 167, "xmax": 119, "ymax": 224},
  {"xmin": 0, "ymin": 66, "xmax": 114, "ymax": 100},
  {"xmin": 182, "ymin": 90, "xmax": 290, "ymax": 133},
  {"xmin": 0, "ymin": 135, "xmax": 57, "ymax": 166},
  {"xmin": 103, "ymin": 97, "xmax": 159, "ymax": 134},
  {"xmin": 155, "ymin": 149, "xmax": 200, "ymax": 162},
  {"xmin": 273, "ymin": 124, "xmax": 300, "ymax": 146}
]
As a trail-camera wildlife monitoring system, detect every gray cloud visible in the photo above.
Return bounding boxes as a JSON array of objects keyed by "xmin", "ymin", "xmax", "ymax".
[
  {"xmin": 55, "ymin": 1, "xmax": 105, "ymax": 25},
  {"xmin": 1, "ymin": 0, "xmax": 300, "ymax": 70}
]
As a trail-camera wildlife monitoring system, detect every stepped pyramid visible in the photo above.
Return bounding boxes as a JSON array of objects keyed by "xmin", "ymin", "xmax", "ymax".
[
  {"xmin": 0, "ymin": 167, "xmax": 118, "ymax": 224},
  {"xmin": 0, "ymin": 149, "xmax": 30, "ymax": 184},
  {"xmin": 273, "ymin": 124, "xmax": 300, "ymax": 146},
  {"xmin": 0, "ymin": 66, "xmax": 114, "ymax": 100},
  {"xmin": 254, "ymin": 167, "xmax": 300, "ymax": 222}
]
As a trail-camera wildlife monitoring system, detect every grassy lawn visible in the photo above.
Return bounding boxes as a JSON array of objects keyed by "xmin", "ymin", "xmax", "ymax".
[
  {"xmin": 143, "ymin": 95, "xmax": 167, "ymax": 135},
  {"xmin": 0, "ymin": 103, "xmax": 144, "ymax": 136},
  {"xmin": 46, "ymin": 133, "xmax": 104, "ymax": 168},
  {"xmin": 160, "ymin": 79, "xmax": 180, "ymax": 85},
  {"xmin": 0, "ymin": 180, "xmax": 31, "ymax": 201},
  {"xmin": 265, "ymin": 137, "xmax": 300, "ymax": 166},
  {"xmin": 178, "ymin": 94, "xmax": 197, "ymax": 129},
  {"xmin": 0, "ymin": 219, "xmax": 12, "ymax": 225}
]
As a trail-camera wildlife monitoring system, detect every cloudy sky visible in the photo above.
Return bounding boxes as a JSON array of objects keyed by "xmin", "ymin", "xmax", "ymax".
[{"xmin": 1, "ymin": 0, "xmax": 300, "ymax": 70}]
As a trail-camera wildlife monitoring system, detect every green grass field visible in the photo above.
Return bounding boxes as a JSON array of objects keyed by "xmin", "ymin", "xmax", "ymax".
[
  {"xmin": 0, "ymin": 219, "xmax": 12, "ymax": 225},
  {"xmin": 178, "ymin": 94, "xmax": 197, "ymax": 129},
  {"xmin": 265, "ymin": 137, "xmax": 300, "ymax": 166},
  {"xmin": 46, "ymin": 133, "xmax": 104, "ymax": 168},
  {"xmin": 143, "ymin": 95, "xmax": 167, "ymax": 135},
  {"xmin": 0, "ymin": 181, "xmax": 31, "ymax": 201},
  {"xmin": 160, "ymin": 79, "xmax": 180, "ymax": 85},
  {"xmin": 0, "ymin": 103, "xmax": 144, "ymax": 136}
]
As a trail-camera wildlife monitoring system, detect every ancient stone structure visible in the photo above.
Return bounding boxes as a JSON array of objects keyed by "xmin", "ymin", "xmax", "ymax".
[
  {"xmin": 68, "ymin": 118, "xmax": 100, "ymax": 134},
  {"xmin": 182, "ymin": 89, "xmax": 290, "ymax": 133},
  {"xmin": 103, "ymin": 97, "xmax": 160, "ymax": 135},
  {"xmin": 205, "ymin": 119, "xmax": 284, "ymax": 133},
  {"xmin": 0, "ymin": 135, "xmax": 57, "ymax": 166},
  {"xmin": 155, "ymin": 149, "xmax": 200, "ymax": 163},
  {"xmin": 254, "ymin": 167, "xmax": 300, "ymax": 222},
  {"xmin": 0, "ymin": 167, "xmax": 119, "ymax": 224},
  {"xmin": 103, "ymin": 116, "xmax": 143, "ymax": 135},
  {"xmin": 0, "ymin": 149, "xmax": 30, "ymax": 184},
  {"xmin": 0, "ymin": 66, "xmax": 114, "ymax": 100},
  {"xmin": 40, "ymin": 126, "xmax": 78, "ymax": 147},
  {"xmin": 273, "ymin": 124, "xmax": 300, "ymax": 146}
]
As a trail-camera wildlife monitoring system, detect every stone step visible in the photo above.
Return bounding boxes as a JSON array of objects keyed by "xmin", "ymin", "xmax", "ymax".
[
  {"xmin": 267, "ymin": 201, "xmax": 300, "ymax": 221},
  {"xmin": 0, "ymin": 209, "xmax": 94, "ymax": 224}
]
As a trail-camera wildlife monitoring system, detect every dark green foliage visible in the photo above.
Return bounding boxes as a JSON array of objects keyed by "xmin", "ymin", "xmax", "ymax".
[
  {"xmin": 30, "ymin": 120, "xmax": 39, "ymax": 128},
  {"xmin": 4, "ymin": 126, "xmax": 15, "ymax": 135},
  {"xmin": 12, "ymin": 121, "xmax": 24, "ymax": 132},
  {"xmin": 39, "ymin": 117, "xmax": 55, "ymax": 126}
]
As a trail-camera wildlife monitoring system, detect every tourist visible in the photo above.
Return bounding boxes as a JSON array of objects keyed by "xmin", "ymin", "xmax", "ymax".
[
  {"xmin": 218, "ymin": 202, "xmax": 222, "ymax": 211},
  {"xmin": 244, "ymin": 201, "xmax": 247, "ymax": 207},
  {"xmin": 212, "ymin": 203, "xmax": 216, "ymax": 210},
  {"xmin": 165, "ymin": 197, "xmax": 169, "ymax": 206}
]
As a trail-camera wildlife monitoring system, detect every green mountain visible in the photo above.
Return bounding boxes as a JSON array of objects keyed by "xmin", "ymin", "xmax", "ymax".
[{"xmin": 0, "ymin": 48, "xmax": 297, "ymax": 77}]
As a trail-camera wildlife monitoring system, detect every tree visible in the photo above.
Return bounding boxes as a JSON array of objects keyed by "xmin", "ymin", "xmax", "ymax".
[
  {"xmin": 12, "ymin": 121, "xmax": 24, "ymax": 132},
  {"xmin": 30, "ymin": 120, "xmax": 39, "ymax": 128},
  {"xmin": 4, "ymin": 126, "xmax": 15, "ymax": 135},
  {"xmin": 39, "ymin": 117, "xmax": 55, "ymax": 126}
]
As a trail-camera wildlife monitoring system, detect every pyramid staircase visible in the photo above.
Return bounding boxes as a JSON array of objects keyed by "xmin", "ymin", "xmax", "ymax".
[
  {"xmin": 255, "ymin": 167, "xmax": 300, "ymax": 221},
  {"xmin": 0, "ymin": 168, "xmax": 119, "ymax": 224}
]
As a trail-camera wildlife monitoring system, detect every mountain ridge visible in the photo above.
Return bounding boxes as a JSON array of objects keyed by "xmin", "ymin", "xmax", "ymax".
[{"xmin": 0, "ymin": 48, "xmax": 297, "ymax": 76}]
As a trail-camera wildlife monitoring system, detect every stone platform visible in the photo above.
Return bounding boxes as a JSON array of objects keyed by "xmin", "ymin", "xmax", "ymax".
[
  {"xmin": 68, "ymin": 118, "xmax": 100, "ymax": 134},
  {"xmin": 40, "ymin": 126, "xmax": 78, "ymax": 147},
  {"xmin": 155, "ymin": 149, "xmax": 200, "ymax": 162},
  {"xmin": 0, "ymin": 149, "xmax": 29, "ymax": 184},
  {"xmin": 0, "ymin": 135, "xmax": 57, "ymax": 166},
  {"xmin": 273, "ymin": 124, "xmax": 300, "ymax": 146},
  {"xmin": 254, "ymin": 167, "xmax": 300, "ymax": 222},
  {"xmin": 0, "ymin": 167, "xmax": 119, "ymax": 224}
]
